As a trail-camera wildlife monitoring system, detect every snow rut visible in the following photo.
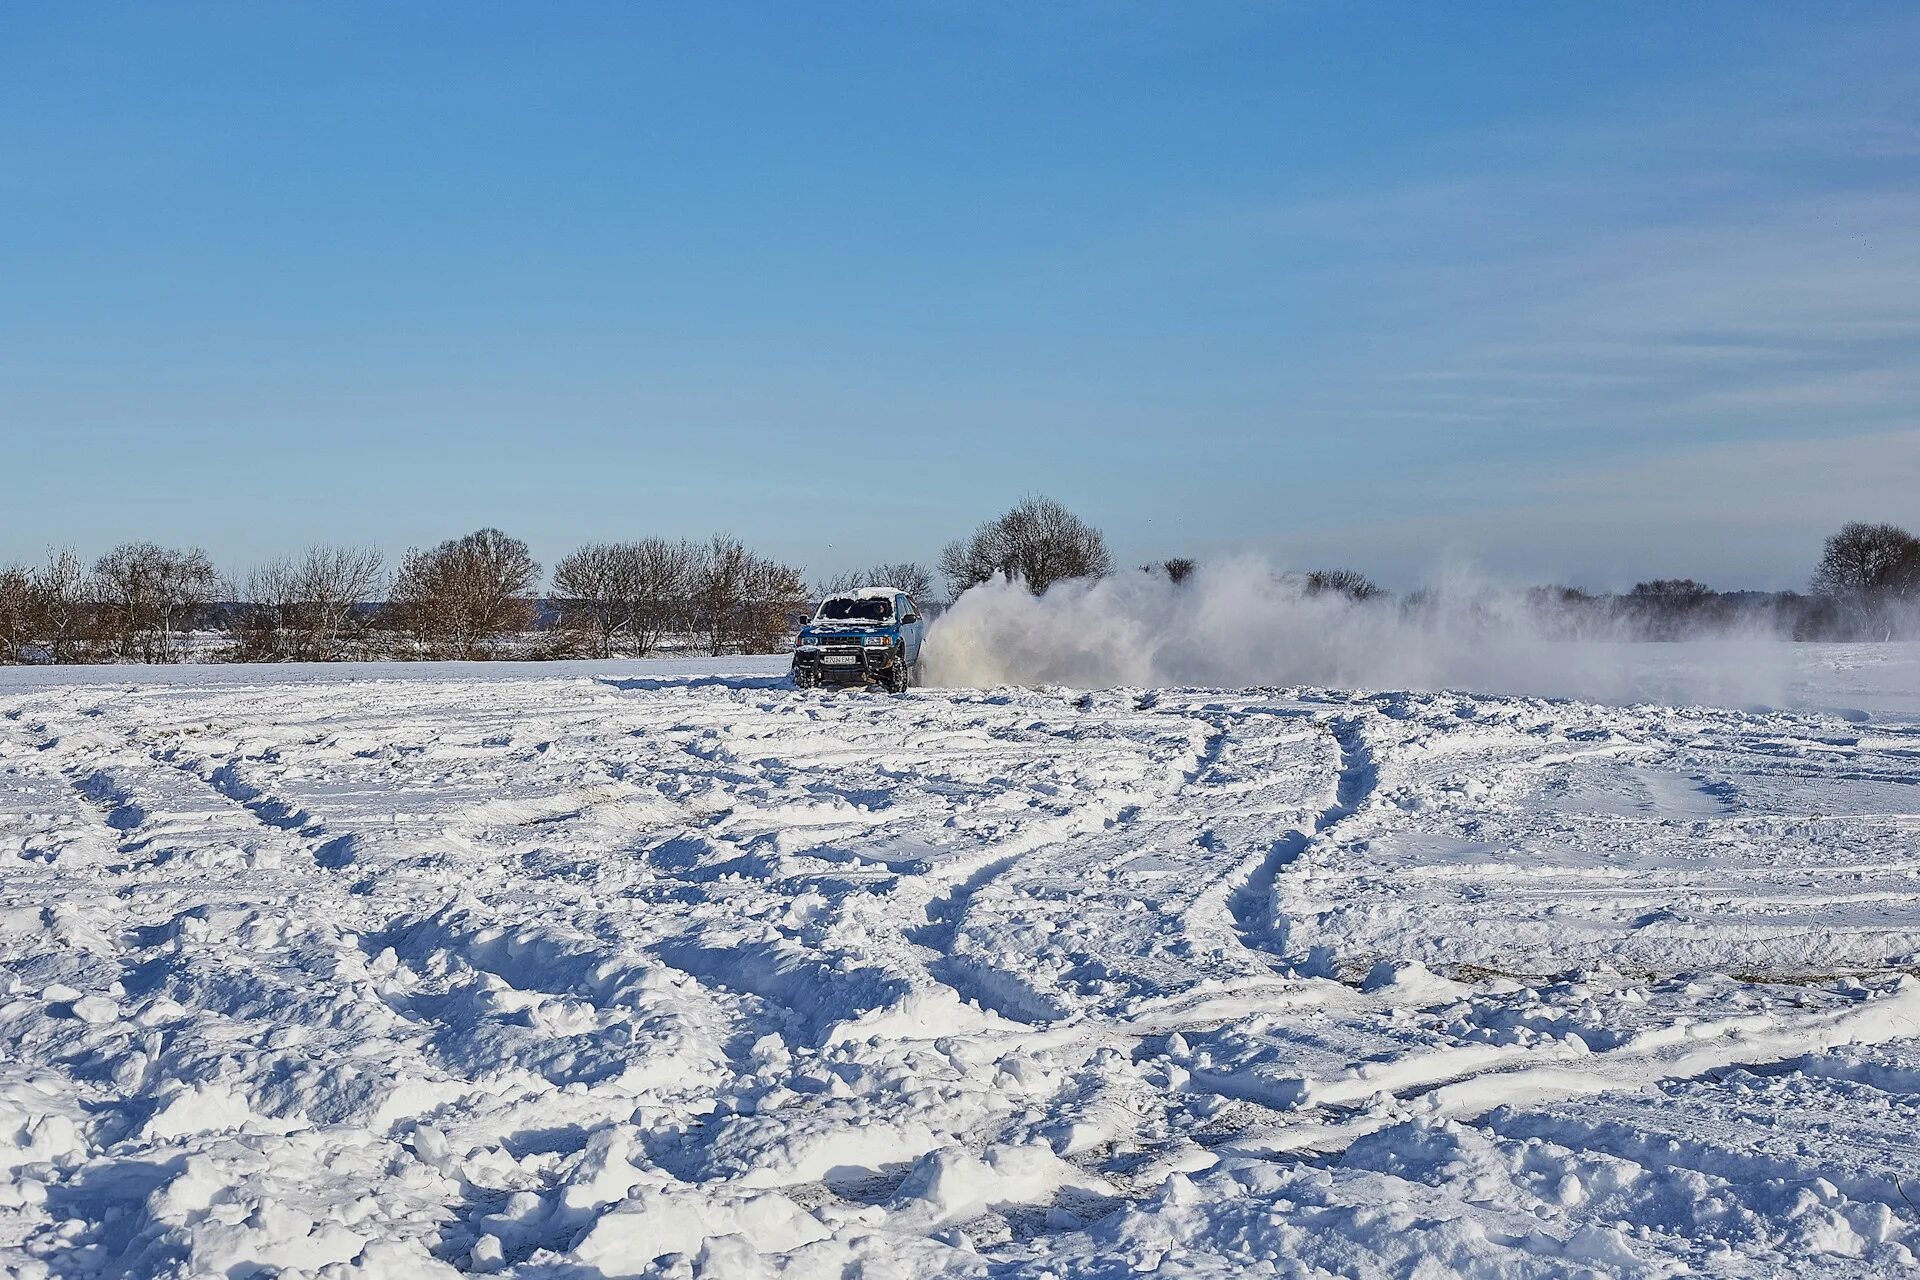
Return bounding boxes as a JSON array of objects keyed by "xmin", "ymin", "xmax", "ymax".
[
  {"xmin": 1227, "ymin": 711, "xmax": 1380, "ymax": 966},
  {"xmin": 0, "ymin": 664, "xmax": 1916, "ymax": 1276}
]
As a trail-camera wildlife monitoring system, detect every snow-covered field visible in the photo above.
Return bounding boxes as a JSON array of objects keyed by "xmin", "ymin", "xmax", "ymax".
[{"xmin": 3, "ymin": 645, "xmax": 1919, "ymax": 1277}]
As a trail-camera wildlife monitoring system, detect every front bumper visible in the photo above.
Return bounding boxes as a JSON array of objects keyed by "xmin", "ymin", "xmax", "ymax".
[{"xmin": 792, "ymin": 644, "xmax": 901, "ymax": 685}]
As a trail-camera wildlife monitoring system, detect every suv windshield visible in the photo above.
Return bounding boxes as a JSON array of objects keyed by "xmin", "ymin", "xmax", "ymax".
[{"xmin": 817, "ymin": 597, "xmax": 892, "ymax": 623}]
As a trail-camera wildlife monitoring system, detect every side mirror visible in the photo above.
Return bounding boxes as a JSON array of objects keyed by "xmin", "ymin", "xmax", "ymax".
[{"xmin": 902, "ymin": 613, "xmax": 919, "ymax": 625}]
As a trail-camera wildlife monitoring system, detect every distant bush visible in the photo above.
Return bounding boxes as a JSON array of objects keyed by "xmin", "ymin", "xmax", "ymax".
[
  {"xmin": 692, "ymin": 535, "xmax": 809, "ymax": 656},
  {"xmin": 33, "ymin": 551, "xmax": 89, "ymax": 663},
  {"xmin": 0, "ymin": 567, "xmax": 30, "ymax": 664},
  {"xmin": 1138, "ymin": 559, "xmax": 1197, "ymax": 584},
  {"xmin": 1619, "ymin": 578, "xmax": 1725, "ymax": 640},
  {"xmin": 940, "ymin": 496, "xmax": 1112, "ymax": 598},
  {"xmin": 552, "ymin": 538, "xmax": 700, "ymax": 658},
  {"xmin": 91, "ymin": 542, "xmax": 219, "ymax": 663},
  {"xmin": 388, "ymin": 528, "xmax": 540, "ymax": 660},
  {"xmin": 1304, "ymin": 568, "xmax": 1384, "ymax": 602},
  {"xmin": 227, "ymin": 545, "xmax": 385, "ymax": 662},
  {"xmin": 816, "ymin": 562, "xmax": 935, "ymax": 602}
]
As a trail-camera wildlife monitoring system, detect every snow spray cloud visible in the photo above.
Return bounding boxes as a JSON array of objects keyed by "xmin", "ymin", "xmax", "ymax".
[{"xmin": 919, "ymin": 559, "xmax": 1805, "ymax": 707}]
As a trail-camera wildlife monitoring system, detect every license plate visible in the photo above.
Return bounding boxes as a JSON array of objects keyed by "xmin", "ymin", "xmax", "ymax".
[{"xmin": 822, "ymin": 654, "xmax": 858, "ymax": 665}]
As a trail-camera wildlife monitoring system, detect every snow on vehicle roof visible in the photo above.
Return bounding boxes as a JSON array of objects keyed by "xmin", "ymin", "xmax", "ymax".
[{"xmin": 828, "ymin": 585, "xmax": 904, "ymax": 600}]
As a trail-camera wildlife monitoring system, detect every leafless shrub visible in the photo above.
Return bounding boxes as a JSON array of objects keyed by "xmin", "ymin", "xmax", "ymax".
[
  {"xmin": 627, "ymin": 539, "xmax": 704, "ymax": 654},
  {"xmin": 33, "ymin": 550, "xmax": 89, "ymax": 663},
  {"xmin": 552, "ymin": 538, "xmax": 699, "ymax": 658},
  {"xmin": 739, "ymin": 558, "xmax": 809, "ymax": 654},
  {"xmin": 815, "ymin": 562, "xmax": 935, "ymax": 602},
  {"xmin": 939, "ymin": 496, "xmax": 1112, "ymax": 598},
  {"xmin": 692, "ymin": 535, "xmax": 808, "ymax": 656},
  {"xmin": 91, "ymin": 543, "xmax": 219, "ymax": 663},
  {"xmin": 1629, "ymin": 578, "xmax": 1714, "ymax": 604},
  {"xmin": 388, "ymin": 528, "xmax": 539, "ymax": 659},
  {"xmin": 1517, "ymin": 585, "xmax": 1607, "ymax": 640},
  {"xmin": 552, "ymin": 544, "xmax": 627, "ymax": 659},
  {"xmin": 1137, "ymin": 558, "xmax": 1198, "ymax": 584},
  {"xmin": 227, "ymin": 560, "xmax": 301, "ymax": 661},
  {"xmin": 1304, "ymin": 568, "xmax": 1384, "ymax": 602},
  {"xmin": 1620, "ymin": 578, "xmax": 1725, "ymax": 640},
  {"xmin": 299, "ymin": 545, "xmax": 385, "ymax": 658},
  {"xmin": 226, "ymin": 545, "xmax": 384, "ymax": 662},
  {"xmin": 0, "ymin": 567, "xmax": 30, "ymax": 664}
]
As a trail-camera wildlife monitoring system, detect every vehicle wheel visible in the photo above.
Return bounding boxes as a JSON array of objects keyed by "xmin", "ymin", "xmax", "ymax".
[
  {"xmin": 793, "ymin": 668, "xmax": 816, "ymax": 691},
  {"xmin": 882, "ymin": 661, "xmax": 908, "ymax": 694}
]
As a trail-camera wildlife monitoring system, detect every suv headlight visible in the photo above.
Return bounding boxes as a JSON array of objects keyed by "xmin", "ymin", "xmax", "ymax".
[{"xmin": 862, "ymin": 635, "xmax": 891, "ymax": 647}]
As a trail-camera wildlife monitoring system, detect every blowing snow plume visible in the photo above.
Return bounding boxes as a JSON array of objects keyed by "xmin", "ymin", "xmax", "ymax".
[{"xmin": 919, "ymin": 560, "xmax": 1805, "ymax": 706}]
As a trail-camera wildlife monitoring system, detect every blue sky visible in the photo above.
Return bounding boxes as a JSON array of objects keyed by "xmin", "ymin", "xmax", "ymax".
[{"xmin": 4, "ymin": 2, "xmax": 1916, "ymax": 591}]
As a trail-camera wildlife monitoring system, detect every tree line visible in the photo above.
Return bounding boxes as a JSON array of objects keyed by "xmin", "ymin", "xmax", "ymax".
[
  {"xmin": 1421, "ymin": 523, "xmax": 1914, "ymax": 641},
  {"xmin": 1201, "ymin": 521, "xmax": 1920, "ymax": 642},
  {"xmin": 0, "ymin": 530, "xmax": 825, "ymax": 664},
  {"xmin": 1, "ymin": 502, "xmax": 1915, "ymax": 664},
  {"xmin": 937, "ymin": 500, "xmax": 1920, "ymax": 642}
]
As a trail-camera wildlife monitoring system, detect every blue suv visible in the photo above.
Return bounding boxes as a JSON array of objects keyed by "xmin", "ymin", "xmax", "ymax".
[{"xmin": 792, "ymin": 588, "xmax": 926, "ymax": 692}]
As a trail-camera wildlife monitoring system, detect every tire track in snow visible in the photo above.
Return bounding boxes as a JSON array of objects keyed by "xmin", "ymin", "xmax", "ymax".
[
  {"xmin": 913, "ymin": 696, "xmax": 1345, "ymax": 1020},
  {"xmin": 5, "ymin": 716, "xmax": 166, "ymax": 868},
  {"xmin": 1228, "ymin": 713, "xmax": 1378, "ymax": 967},
  {"xmin": 151, "ymin": 742, "xmax": 371, "ymax": 872},
  {"xmin": 1213, "ymin": 980, "xmax": 1920, "ymax": 1161},
  {"xmin": 802, "ymin": 693, "xmax": 1238, "ymax": 1025},
  {"xmin": 908, "ymin": 853, "xmax": 1024, "ymax": 957},
  {"xmin": 1485, "ymin": 1073, "xmax": 1920, "ymax": 1219},
  {"xmin": 902, "ymin": 795, "xmax": 1147, "ymax": 1025},
  {"xmin": 16, "ymin": 703, "xmax": 366, "ymax": 879},
  {"xmin": 186, "ymin": 755, "xmax": 318, "ymax": 834}
]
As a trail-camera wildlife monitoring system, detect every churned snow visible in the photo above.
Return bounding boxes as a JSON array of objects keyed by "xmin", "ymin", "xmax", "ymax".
[{"xmin": 1, "ymin": 644, "xmax": 1918, "ymax": 1277}]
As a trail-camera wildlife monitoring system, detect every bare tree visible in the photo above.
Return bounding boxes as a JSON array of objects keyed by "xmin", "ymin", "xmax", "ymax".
[
  {"xmin": 938, "ymin": 496, "xmax": 1112, "ymax": 598},
  {"xmin": 1621, "ymin": 578, "xmax": 1723, "ymax": 639},
  {"xmin": 1304, "ymin": 568, "xmax": 1384, "ymax": 601},
  {"xmin": 739, "ymin": 555, "xmax": 808, "ymax": 654},
  {"xmin": 1813, "ymin": 523, "xmax": 1920, "ymax": 601},
  {"xmin": 299, "ymin": 544, "xmax": 385, "ymax": 659},
  {"xmin": 692, "ymin": 535, "xmax": 808, "ymax": 655},
  {"xmin": 556, "ymin": 537, "xmax": 706, "ymax": 660},
  {"xmin": 815, "ymin": 562, "xmax": 935, "ymax": 602},
  {"xmin": 1519, "ymin": 584, "xmax": 1605, "ymax": 640},
  {"xmin": 388, "ymin": 528, "xmax": 539, "ymax": 660},
  {"xmin": 0, "ymin": 567, "xmax": 30, "ymax": 663},
  {"xmin": 1628, "ymin": 578, "xmax": 1714, "ymax": 603},
  {"xmin": 33, "ymin": 550, "xmax": 88, "ymax": 664},
  {"xmin": 626, "ymin": 538, "xmax": 701, "ymax": 655},
  {"xmin": 552, "ymin": 543, "xmax": 628, "ymax": 659},
  {"xmin": 691, "ymin": 536, "xmax": 746, "ymax": 657},
  {"xmin": 552, "ymin": 538, "xmax": 699, "ymax": 658},
  {"xmin": 92, "ymin": 543, "xmax": 219, "ymax": 663},
  {"xmin": 229, "ymin": 559, "xmax": 304, "ymax": 661},
  {"xmin": 228, "ymin": 545, "xmax": 384, "ymax": 661},
  {"xmin": 1139, "ymin": 558, "xmax": 1196, "ymax": 585}
]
